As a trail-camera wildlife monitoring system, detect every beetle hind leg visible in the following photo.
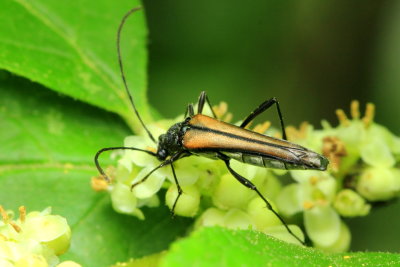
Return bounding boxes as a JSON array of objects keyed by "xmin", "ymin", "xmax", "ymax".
[
  {"xmin": 221, "ymin": 157, "xmax": 305, "ymax": 245},
  {"xmin": 240, "ymin": 97, "xmax": 288, "ymax": 140}
]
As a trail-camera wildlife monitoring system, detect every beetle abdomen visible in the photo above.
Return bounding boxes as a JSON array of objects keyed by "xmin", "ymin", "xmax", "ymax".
[{"xmin": 182, "ymin": 114, "xmax": 328, "ymax": 170}]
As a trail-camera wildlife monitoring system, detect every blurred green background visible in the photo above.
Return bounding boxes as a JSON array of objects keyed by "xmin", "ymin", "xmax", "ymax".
[
  {"xmin": 144, "ymin": 1, "xmax": 400, "ymax": 130},
  {"xmin": 142, "ymin": 1, "xmax": 400, "ymax": 251}
]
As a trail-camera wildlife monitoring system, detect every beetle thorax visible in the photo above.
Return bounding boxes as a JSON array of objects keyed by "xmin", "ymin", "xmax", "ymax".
[{"xmin": 156, "ymin": 122, "xmax": 185, "ymax": 160}]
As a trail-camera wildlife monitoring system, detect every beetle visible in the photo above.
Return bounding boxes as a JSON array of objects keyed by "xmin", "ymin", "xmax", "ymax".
[{"xmin": 95, "ymin": 7, "xmax": 329, "ymax": 245}]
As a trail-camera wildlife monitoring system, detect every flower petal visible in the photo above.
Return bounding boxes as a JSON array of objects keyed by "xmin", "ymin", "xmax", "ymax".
[
  {"xmin": 276, "ymin": 184, "xmax": 303, "ymax": 217},
  {"xmin": 360, "ymin": 137, "xmax": 395, "ymax": 168},
  {"xmin": 132, "ymin": 167, "xmax": 165, "ymax": 199},
  {"xmin": 314, "ymin": 222, "xmax": 351, "ymax": 253},
  {"xmin": 304, "ymin": 205, "xmax": 341, "ymax": 247},
  {"xmin": 110, "ymin": 182, "xmax": 144, "ymax": 219}
]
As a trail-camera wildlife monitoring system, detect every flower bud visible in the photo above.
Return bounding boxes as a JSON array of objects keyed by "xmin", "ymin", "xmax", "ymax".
[
  {"xmin": 333, "ymin": 189, "xmax": 370, "ymax": 217},
  {"xmin": 314, "ymin": 222, "xmax": 351, "ymax": 253},
  {"xmin": 0, "ymin": 207, "xmax": 77, "ymax": 266},
  {"xmin": 14, "ymin": 254, "xmax": 49, "ymax": 267},
  {"xmin": 275, "ymin": 184, "xmax": 303, "ymax": 217},
  {"xmin": 247, "ymin": 197, "xmax": 281, "ymax": 230},
  {"xmin": 251, "ymin": 170, "xmax": 282, "ymax": 200},
  {"xmin": 166, "ymin": 184, "xmax": 200, "ymax": 217},
  {"xmin": 222, "ymin": 209, "xmax": 253, "ymax": 230},
  {"xmin": 356, "ymin": 167, "xmax": 400, "ymax": 201},
  {"xmin": 360, "ymin": 137, "xmax": 395, "ymax": 168},
  {"xmin": 131, "ymin": 167, "xmax": 165, "ymax": 199},
  {"xmin": 110, "ymin": 182, "xmax": 144, "ymax": 220},
  {"xmin": 195, "ymin": 208, "xmax": 226, "ymax": 229},
  {"xmin": 23, "ymin": 213, "xmax": 71, "ymax": 256},
  {"xmin": 212, "ymin": 173, "xmax": 254, "ymax": 210},
  {"xmin": 304, "ymin": 205, "xmax": 341, "ymax": 247}
]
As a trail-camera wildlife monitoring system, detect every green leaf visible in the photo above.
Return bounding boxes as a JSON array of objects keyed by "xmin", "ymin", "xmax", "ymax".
[
  {"xmin": 0, "ymin": 0, "xmax": 151, "ymax": 131},
  {"xmin": 160, "ymin": 227, "xmax": 400, "ymax": 267},
  {"xmin": 0, "ymin": 71, "xmax": 130, "ymax": 164},
  {"xmin": 0, "ymin": 74, "xmax": 192, "ymax": 266}
]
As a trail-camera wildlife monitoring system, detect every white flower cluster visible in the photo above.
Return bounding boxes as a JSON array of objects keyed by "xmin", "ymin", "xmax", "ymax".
[
  {"xmin": 276, "ymin": 101, "xmax": 400, "ymax": 251},
  {"xmin": 0, "ymin": 206, "xmax": 80, "ymax": 267}
]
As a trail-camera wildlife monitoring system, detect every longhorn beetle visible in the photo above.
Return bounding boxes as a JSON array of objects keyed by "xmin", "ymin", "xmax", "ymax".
[{"xmin": 95, "ymin": 7, "xmax": 329, "ymax": 245}]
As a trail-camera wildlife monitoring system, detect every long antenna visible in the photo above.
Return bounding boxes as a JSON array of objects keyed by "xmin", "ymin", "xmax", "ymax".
[{"xmin": 117, "ymin": 7, "xmax": 156, "ymax": 143}]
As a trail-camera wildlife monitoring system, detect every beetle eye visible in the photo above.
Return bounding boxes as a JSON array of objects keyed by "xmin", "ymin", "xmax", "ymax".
[{"xmin": 158, "ymin": 149, "xmax": 167, "ymax": 159}]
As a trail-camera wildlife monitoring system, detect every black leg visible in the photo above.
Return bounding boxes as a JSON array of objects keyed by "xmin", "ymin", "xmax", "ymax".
[
  {"xmin": 221, "ymin": 157, "xmax": 305, "ymax": 245},
  {"xmin": 184, "ymin": 103, "xmax": 195, "ymax": 118},
  {"xmin": 197, "ymin": 91, "xmax": 217, "ymax": 119},
  {"xmin": 95, "ymin": 147, "xmax": 157, "ymax": 183},
  {"xmin": 240, "ymin": 97, "xmax": 287, "ymax": 140},
  {"xmin": 170, "ymin": 162, "xmax": 183, "ymax": 217},
  {"xmin": 130, "ymin": 151, "xmax": 184, "ymax": 190}
]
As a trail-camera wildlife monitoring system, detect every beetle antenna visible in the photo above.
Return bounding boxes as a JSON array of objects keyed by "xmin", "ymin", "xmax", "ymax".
[
  {"xmin": 117, "ymin": 7, "xmax": 156, "ymax": 143},
  {"xmin": 95, "ymin": 146, "xmax": 157, "ymax": 182}
]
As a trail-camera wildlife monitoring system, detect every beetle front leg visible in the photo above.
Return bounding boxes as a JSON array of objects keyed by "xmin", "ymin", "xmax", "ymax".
[{"xmin": 169, "ymin": 162, "xmax": 183, "ymax": 217}]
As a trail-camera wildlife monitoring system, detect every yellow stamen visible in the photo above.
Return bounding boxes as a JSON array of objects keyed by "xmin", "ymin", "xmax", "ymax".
[
  {"xmin": 253, "ymin": 121, "xmax": 271, "ymax": 134},
  {"xmin": 19, "ymin": 206, "xmax": 26, "ymax": 223},
  {"xmin": 309, "ymin": 176, "xmax": 319, "ymax": 186},
  {"xmin": 300, "ymin": 121, "xmax": 309, "ymax": 133},
  {"xmin": 9, "ymin": 221, "xmax": 21, "ymax": 233},
  {"xmin": 218, "ymin": 102, "xmax": 228, "ymax": 116},
  {"xmin": 145, "ymin": 146, "xmax": 157, "ymax": 153},
  {"xmin": 285, "ymin": 126, "xmax": 296, "ymax": 141},
  {"xmin": 0, "ymin": 205, "xmax": 8, "ymax": 222},
  {"xmin": 91, "ymin": 176, "xmax": 109, "ymax": 192},
  {"xmin": 286, "ymin": 122, "xmax": 309, "ymax": 141},
  {"xmin": 213, "ymin": 102, "xmax": 228, "ymax": 119},
  {"xmin": 273, "ymin": 132, "xmax": 282, "ymax": 139},
  {"xmin": 350, "ymin": 100, "xmax": 360, "ymax": 119},
  {"xmin": 303, "ymin": 201, "xmax": 314, "ymax": 210},
  {"xmin": 223, "ymin": 112, "xmax": 233, "ymax": 123},
  {"xmin": 213, "ymin": 102, "xmax": 233, "ymax": 122},
  {"xmin": 336, "ymin": 109, "xmax": 349, "ymax": 126},
  {"xmin": 322, "ymin": 136, "xmax": 347, "ymax": 172},
  {"xmin": 362, "ymin": 103, "xmax": 375, "ymax": 127}
]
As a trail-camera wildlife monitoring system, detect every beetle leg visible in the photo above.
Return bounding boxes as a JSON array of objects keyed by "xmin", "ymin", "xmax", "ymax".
[
  {"xmin": 169, "ymin": 162, "xmax": 183, "ymax": 217},
  {"xmin": 240, "ymin": 97, "xmax": 287, "ymax": 140},
  {"xmin": 197, "ymin": 91, "xmax": 217, "ymax": 119},
  {"xmin": 130, "ymin": 151, "xmax": 184, "ymax": 190},
  {"xmin": 184, "ymin": 103, "xmax": 195, "ymax": 118},
  {"xmin": 222, "ymin": 158, "xmax": 305, "ymax": 245}
]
